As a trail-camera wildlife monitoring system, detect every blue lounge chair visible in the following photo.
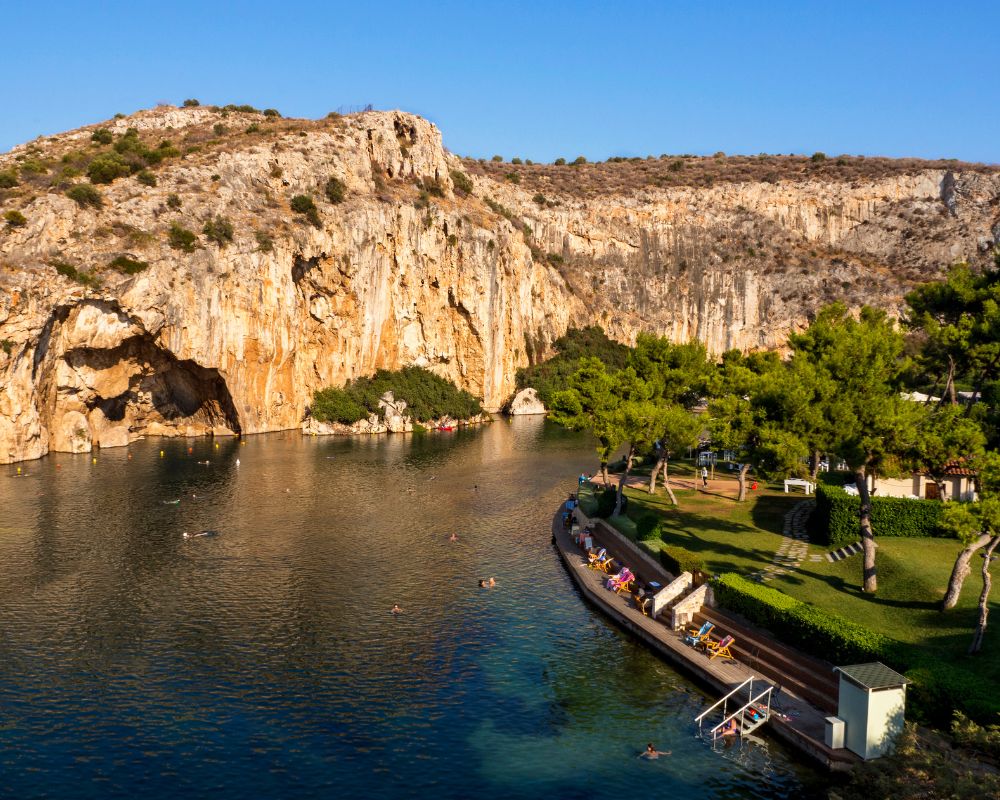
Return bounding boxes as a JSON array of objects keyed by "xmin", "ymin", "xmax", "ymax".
[{"xmin": 684, "ymin": 621, "xmax": 714, "ymax": 647}]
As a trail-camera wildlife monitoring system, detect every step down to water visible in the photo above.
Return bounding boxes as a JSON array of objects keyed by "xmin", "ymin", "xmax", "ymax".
[
  {"xmin": 827, "ymin": 541, "xmax": 863, "ymax": 562},
  {"xmin": 695, "ymin": 677, "xmax": 774, "ymax": 742}
]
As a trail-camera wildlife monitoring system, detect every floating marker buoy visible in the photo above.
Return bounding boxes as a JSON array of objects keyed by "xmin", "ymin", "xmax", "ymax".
[
  {"xmin": 188, "ymin": 447, "xmax": 193, "ymax": 454},
  {"xmin": 16, "ymin": 466, "xmax": 21, "ymax": 474},
  {"xmin": 160, "ymin": 450, "xmax": 164, "ymax": 457},
  {"xmin": 215, "ymin": 443, "xmax": 219, "ymax": 449},
  {"xmin": 92, "ymin": 457, "xmax": 97, "ymax": 464},
  {"xmin": 236, "ymin": 459, "xmax": 240, "ymax": 467},
  {"xmin": 127, "ymin": 452, "xmax": 132, "ymax": 460}
]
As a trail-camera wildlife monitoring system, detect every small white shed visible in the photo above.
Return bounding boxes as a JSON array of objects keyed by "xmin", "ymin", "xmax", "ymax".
[{"xmin": 834, "ymin": 662, "xmax": 910, "ymax": 760}]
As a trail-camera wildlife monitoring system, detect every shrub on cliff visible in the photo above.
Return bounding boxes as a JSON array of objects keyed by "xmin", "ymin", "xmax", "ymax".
[
  {"xmin": 109, "ymin": 255, "xmax": 149, "ymax": 275},
  {"xmin": 311, "ymin": 366, "xmax": 483, "ymax": 425},
  {"xmin": 0, "ymin": 169, "xmax": 18, "ymax": 188},
  {"xmin": 202, "ymin": 215, "xmax": 234, "ymax": 246},
  {"xmin": 168, "ymin": 223, "xmax": 198, "ymax": 252},
  {"xmin": 183, "ymin": 98, "xmax": 200, "ymax": 107},
  {"xmin": 4, "ymin": 210, "xmax": 27, "ymax": 228},
  {"xmin": 166, "ymin": 193, "xmax": 182, "ymax": 210},
  {"xmin": 450, "ymin": 169, "xmax": 473, "ymax": 196},
  {"xmin": 87, "ymin": 152, "xmax": 131, "ymax": 184},
  {"xmin": 290, "ymin": 194, "xmax": 322, "ymax": 228},
  {"xmin": 66, "ymin": 184, "xmax": 103, "ymax": 208},
  {"xmin": 324, "ymin": 176, "xmax": 346, "ymax": 204},
  {"xmin": 90, "ymin": 128, "xmax": 113, "ymax": 145},
  {"xmin": 515, "ymin": 326, "xmax": 631, "ymax": 406}
]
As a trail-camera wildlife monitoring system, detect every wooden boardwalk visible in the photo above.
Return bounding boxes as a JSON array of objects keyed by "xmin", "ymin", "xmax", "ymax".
[{"xmin": 552, "ymin": 504, "xmax": 859, "ymax": 771}]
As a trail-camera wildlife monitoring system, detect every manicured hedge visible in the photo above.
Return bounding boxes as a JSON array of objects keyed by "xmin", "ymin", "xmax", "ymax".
[
  {"xmin": 660, "ymin": 545, "xmax": 707, "ymax": 581},
  {"xmin": 712, "ymin": 573, "xmax": 895, "ymax": 665},
  {"xmin": 810, "ymin": 485, "xmax": 948, "ymax": 547}
]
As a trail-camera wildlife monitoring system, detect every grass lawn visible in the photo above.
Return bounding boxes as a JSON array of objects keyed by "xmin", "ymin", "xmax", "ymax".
[{"xmin": 580, "ymin": 460, "xmax": 1000, "ymax": 718}]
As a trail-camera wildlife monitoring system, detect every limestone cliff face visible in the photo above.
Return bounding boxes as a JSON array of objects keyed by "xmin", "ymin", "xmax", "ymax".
[{"xmin": 0, "ymin": 107, "xmax": 998, "ymax": 462}]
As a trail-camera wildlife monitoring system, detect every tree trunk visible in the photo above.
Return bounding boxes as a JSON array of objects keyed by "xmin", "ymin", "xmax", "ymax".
[
  {"xmin": 614, "ymin": 444, "xmax": 635, "ymax": 516},
  {"xmin": 969, "ymin": 536, "xmax": 1000, "ymax": 654},
  {"xmin": 944, "ymin": 355, "xmax": 957, "ymax": 406},
  {"xmin": 810, "ymin": 449, "xmax": 821, "ymax": 481},
  {"xmin": 942, "ymin": 532, "xmax": 994, "ymax": 610},
  {"xmin": 663, "ymin": 458, "xmax": 678, "ymax": 506},
  {"xmin": 649, "ymin": 455, "xmax": 665, "ymax": 495},
  {"xmin": 855, "ymin": 467, "xmax": 878, "ymax": 594},
  {"xmin": 736, "ymin": 463, "xmax": 750, "ymax": 502},
  {"xmin": 600, "ymin": 460, "xmax": 609, "ymax": 487}
]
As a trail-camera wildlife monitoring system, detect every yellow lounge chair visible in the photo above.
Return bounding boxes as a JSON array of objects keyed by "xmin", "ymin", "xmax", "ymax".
[
  {"xmin": 599, "ymin": 557, "xmax": 618, "ymax": 574},
  {"xmin": 614, "ymin": 579, "xmax": 633, "ymax": 596},
  {"xmin": 684, "ymin": 621, "xmax": 714, "ymax": 647},
  {"xmin": 707, "ymin": 634, "xmax": 735, "ymax": 661}
]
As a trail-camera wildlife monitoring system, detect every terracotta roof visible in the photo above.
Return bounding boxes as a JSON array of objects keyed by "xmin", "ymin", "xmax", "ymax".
[{"xmin": 942, "ymin": 460, "xmax": 976, "ymax": 476}]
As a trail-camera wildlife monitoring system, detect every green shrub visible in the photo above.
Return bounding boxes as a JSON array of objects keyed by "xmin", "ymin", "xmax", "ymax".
[
  {"xmin": 108, "ymin": 255, "xmax": 148, "ymax": 275},
  {"xmin": 449, "ymin": 169, "xmax": 473, "ymax": 195},
  {"xmin": 810, "ymin": 485, "xmax": 947, "ymax": 547},
  {"xmin": 811, "ymin": 151, "xmax": 827, "ymax": 162},
  {"xmin": 554, "ymin": 157, "xmax": 566, "ymax": 165},
  {"xmin": 166, "ymin": 193, "xmax": 181, "ymax": 210},
  {"xmin": 712, "ymin": 573, "xmax": 895, "ymax": 665},
  {"xmin": 66, "ymin": 184, "xmax": 103, "ymax": 208},
  {"xmin": 324, "ymin": 176, "xmax": 346, "ymax": 204},
  {"xmin": 312, "ymin": 366, "xmax": 483, "ymax": 425},
  {"xmin": 136, "ymin": 170, "xmax": 157, "ymax": 187},
  {"xmin": 168, "ymin": 223, "xmax": 198, "ymax": 252},
  {"xmin": 202, "ymin": 215, "xmax": 234, "ymax": 246},
  {"xmin": 593, "ymin": 488, "xmax": 618, "ymax": 518},
  {"xmin": 183, "ymin": 98, "xmax": 200, "ymax": 107},
  {"xmin": 504, "ymin": 172, "xmax": 521, "ymax": 184},
  {"xmin": 511, "ymin": 157, "xmax": 522, "ymax": 165},
  {"xmin": 571, "ymin": 156, "xmax": 587, "ymax": 166},
  {"xmin": 491, "ymin": 155, "xmax": 503, "ymax": 162},
  {"xmin": 290, "ymin": 194, "xmax": 321, "ymax": 227},
  {"xmin": 87, "ymin": 152, "xmax": 131, "ymax": 184},
  {"xmin": 4, "ymin": 210, "xmax": 27, "ymax": 227},
  {"xmin": 254, "ymin": 230, "xmax": 273, "ymax": 252},
  {"xmin": 0, "ymin": 339, "xmax": 13, "ymax": 355},
  {"xmin": 951, "ymin": 711, "xmax": 1000, "ymax": 759},
  {"xmin": 52, "ymin": 261, "xmax": 101, "ymax": 288},
  {"xmin": 213, "ymin": 123, "xmax": 227, "ymax": 136},
  {"xmin": 90, "ymin": 128, "xmax": 113, "ymax": 145},
  {"xmin": 246, "ymin": 123, "xmax": 261, "ymax": 134},
  {"xmin": 262, "ymin": 108, "xmax": 280, "ymax": 118},
  {"xmin": 659, "ymin": 545, "xmax": 706, "ymax": 579},
  {"xmin": 0, "ymin": 168, "xmax": 18, "ymax": 188},
  {"xmin": 20, "ymin": 158, "xmax": 48, "ymax": 175},
  {"xmin": 533, "ymin": 193, "xmax": 546, "ymax": 206},
  {"xmin": 514, "ymin": 326, "xmax": 631, "ymax": 406}
]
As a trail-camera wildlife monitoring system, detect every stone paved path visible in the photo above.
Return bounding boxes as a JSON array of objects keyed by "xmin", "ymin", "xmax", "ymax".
[{"xmin": 748, "ymin": 500, "xmax": 816, "ymax": 582}]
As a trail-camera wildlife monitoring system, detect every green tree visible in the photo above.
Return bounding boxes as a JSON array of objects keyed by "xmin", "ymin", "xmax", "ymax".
[
  {"xmin": 549, "ymin": 357, "xmax": 623, "ymax": 487},
  {"xmin": 939, "ymin": 452, "xmax": 1000, "ymax": 652},
  {"xmin": 790, "ymin": 304, "xmax": 922, "ymax": 593},
  {"xmin": 202, "ymin": 215, "xmax": 234, "ymax": 246}
]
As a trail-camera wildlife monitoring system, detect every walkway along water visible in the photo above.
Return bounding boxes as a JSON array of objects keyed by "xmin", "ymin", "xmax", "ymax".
[{"xmin": 552, "ymin": 498, "xmax": 859, "ymax": 772}]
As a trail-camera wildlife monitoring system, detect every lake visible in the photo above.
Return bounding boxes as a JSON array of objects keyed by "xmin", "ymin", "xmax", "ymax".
[{"xmin": 0, "ymin": 417, "xmax": 824, "ymax": 798}]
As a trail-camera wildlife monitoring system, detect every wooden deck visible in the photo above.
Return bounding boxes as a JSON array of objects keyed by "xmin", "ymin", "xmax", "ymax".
[{"xmin": 553, "ymin": 505, "xmax": 859, "ymax": 771}]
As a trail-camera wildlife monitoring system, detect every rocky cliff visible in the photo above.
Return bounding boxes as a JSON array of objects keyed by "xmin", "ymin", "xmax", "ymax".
[{"xmin": 1, "ymin": 106, "xmax": 998, "ymax": 462}]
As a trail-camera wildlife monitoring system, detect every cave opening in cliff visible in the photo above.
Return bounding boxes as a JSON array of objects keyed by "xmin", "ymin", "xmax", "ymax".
[{"xmin": 60, "ymin": 335, "xmax": 242, "ymax": 437}]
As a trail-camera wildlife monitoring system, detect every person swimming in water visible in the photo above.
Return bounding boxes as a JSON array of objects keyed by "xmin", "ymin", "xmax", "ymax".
[
  {"xmin": 390, "ymin": 604, "xmax": 403, "ymax": 615},
  {"xmin": 640, "ymin": 742, "xmax": 671, "ymax": 758},
  {"xmin": 478, "ymin": 579, "xmax": 487, "ymax": 588},
  {"xmin": 488, "ymin": 577, "xmax": 496, "ymax": 587},
  {"xmin": 449, "ymin": 533, "xmax": 459, "ymax": 542}
]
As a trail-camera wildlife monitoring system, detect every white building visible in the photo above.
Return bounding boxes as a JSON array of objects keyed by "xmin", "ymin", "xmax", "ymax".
[{"xmin": 833, "ymin": 663, "xmax": 910, "ymax": 760}]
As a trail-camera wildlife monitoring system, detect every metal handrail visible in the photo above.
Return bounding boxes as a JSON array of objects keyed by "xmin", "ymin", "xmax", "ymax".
[
  {"xmin": 694, "ymin": 677, "xmax": 754, "ymax": 724},
  {"xmin": 708, "ymin": 686, "xmax": 774, "ymax": 740}
]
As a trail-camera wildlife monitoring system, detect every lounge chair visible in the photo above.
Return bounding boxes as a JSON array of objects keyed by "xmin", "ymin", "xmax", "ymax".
[
  {"xmin": 706, "ymin": 635, "xmax": 735, "ymax": 661},
  {"xmin": 586, "ymin": 548, "xmax": 607, "ymax": 569},
  {"xmin": 684, "ymin": 621, "xmax": 714, "ymax": 647},
  {"xmin": 610, "ymin": 567, "xmax": 634, "ymax": 594},
  {"xmin": 599, "ymin": 556, "xmax": 618, "ymax": 574}
]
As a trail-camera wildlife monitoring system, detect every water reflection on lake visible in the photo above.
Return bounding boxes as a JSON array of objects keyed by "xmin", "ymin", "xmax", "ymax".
[{"xmin": 0, "ymin": 418, "xmax": 824, "ymax": 799}]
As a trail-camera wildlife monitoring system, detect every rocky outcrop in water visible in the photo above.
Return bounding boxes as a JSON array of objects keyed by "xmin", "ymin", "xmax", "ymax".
[{"xmin": 1, "ymin": 106, "xmax": 998, "ymax": 462}]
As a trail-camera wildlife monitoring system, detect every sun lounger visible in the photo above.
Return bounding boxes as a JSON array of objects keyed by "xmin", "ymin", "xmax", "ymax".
[
  {"xmin": 684, "ymin": 621, "xmax": 714, "ymax": 647},
  {"xmin": 706, "ymin": 634, "xmax": 735, "ymax": 661}
]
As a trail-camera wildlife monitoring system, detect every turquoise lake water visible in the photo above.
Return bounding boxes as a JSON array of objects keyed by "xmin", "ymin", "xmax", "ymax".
[{"xmin": 0, "ymin": 417, "xmax": 824, "ymax": 798}]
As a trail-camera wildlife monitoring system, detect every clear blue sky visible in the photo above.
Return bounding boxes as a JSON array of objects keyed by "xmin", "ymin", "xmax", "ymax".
[{"xmin": 2, "ymin": 1, "xmax": 998, "ymax": 162}]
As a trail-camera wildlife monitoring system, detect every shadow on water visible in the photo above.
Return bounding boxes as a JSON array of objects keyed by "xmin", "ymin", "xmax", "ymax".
[{"xmin": 0, "ymin": 418, "xmax": 825, "ymax": 799}]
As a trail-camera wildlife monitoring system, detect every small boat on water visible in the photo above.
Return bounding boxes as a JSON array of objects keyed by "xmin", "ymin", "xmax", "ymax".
[{"xmin": 437, "ymin": 425, "xmax": 454, "ymax": 432}]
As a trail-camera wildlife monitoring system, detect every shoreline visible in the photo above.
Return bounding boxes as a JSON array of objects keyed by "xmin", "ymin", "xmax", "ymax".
[{"xmin": 552, "ymin": 498, "xmax": 859, "ymax": 772}]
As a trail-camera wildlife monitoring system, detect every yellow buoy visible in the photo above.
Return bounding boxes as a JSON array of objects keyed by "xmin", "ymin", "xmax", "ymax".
[
  {"xmin": 92, "ymin": 457, "xmax": 97, "ymax": 464},
  {"xmin": 160, "ymin": 450, "xmax": 165, "ymax": 457},
  {"xmin": 16, "ymin": 466, "xmax": 21, "ymax": 474}
]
